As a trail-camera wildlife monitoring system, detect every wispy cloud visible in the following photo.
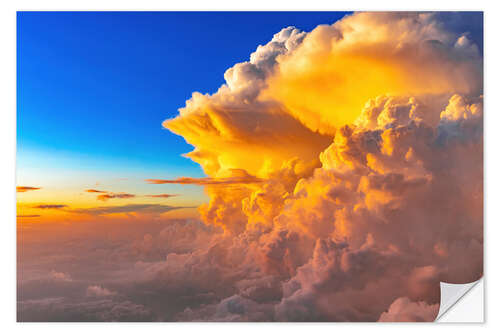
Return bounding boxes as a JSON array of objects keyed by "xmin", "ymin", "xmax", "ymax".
[
  {"xmin": 17, "ymin": 214, "xmax": 41, "ymax": 218},
  {"xmin": 17, "ymin": 186, "xmax": 41, "ymax": 193},
  {"xmin": 86, "ymin": 189, "xmax": 136, "ymax": 201},
  {"xmin": 33, "ymin": 204, "xmax": 68, "ymax": 209},
  {"xmin": 72, "ymin": 204, "xmax": 190, "ymax": 216},
  {"xmin": 85, "ymin": 189, "xmax": 107, "ymax": 193},
  {"xmin": 146, "ymin": 175, "xmax": 263, "ymax": 186},
  {"xmin": 97, "ymin": 193, "xmax": 135, "ymax": 201},
  {"xmin": 145, "ymin": 194, "xmax": 178, "ymax": 198}
]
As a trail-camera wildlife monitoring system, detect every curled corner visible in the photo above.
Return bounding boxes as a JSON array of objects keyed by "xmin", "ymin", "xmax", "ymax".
[{"xmin": 435, "ymin": 278, "xmax": 483, "ymax": 321}]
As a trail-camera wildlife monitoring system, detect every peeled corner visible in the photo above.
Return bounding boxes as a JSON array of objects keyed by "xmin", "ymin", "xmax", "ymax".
[{"xmin": 436, "ymin": 278, "xmax": 484, "ymax": 322}]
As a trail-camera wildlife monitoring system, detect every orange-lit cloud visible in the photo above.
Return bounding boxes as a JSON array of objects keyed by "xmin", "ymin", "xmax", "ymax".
[
  {"xmin": 146, "ymin": 169, "xmax": 264, "ymax": 186},
  {"xmin": 97, "ymin": 193, "xmax": 135, "ymax": 201},
  {"xmin": 85, "ymin": 188, "xmax": 136, "ymax": 201},
  {"xmin": 33, "ymin": 204, "xmax": 68, "ymax": 209},
  {"xmin": 71, "ymin": 203, "xmax": 189, "ymax": 216},
  {"xmin": 157, "ymin": 12, "xmax": 483, "ymax": 321},
  {"xmin": 85, "ymin": 189, "xmax": 107, "ymax": 193},
  {"xmin": 17, "ymin": 186, "xmax": 41, "ymax": 193},
  {"xmin": 146, "ymin": 194, "xmax": 178, "ymax": 198}
]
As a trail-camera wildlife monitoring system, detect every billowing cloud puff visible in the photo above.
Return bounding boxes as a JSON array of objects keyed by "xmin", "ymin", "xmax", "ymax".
[
  {"xmin": 164, "ymin": 12, "xmax": 482, "ymax": 180},
  {"xmin": 86, "ymin": 285, "xmax": 117, "ymax": 298},
  {"xmin": 378, "ymin": 297, "xmax": 439, "ymax": 322}
]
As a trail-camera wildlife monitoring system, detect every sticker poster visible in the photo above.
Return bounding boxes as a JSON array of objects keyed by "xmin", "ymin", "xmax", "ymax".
[{"xmin": 17, "ymin": 11, "xmax": 483, "ymax": 322}]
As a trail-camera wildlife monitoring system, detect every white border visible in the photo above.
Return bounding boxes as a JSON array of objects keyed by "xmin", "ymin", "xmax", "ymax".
[{"xmin": 2, "ymin": 1, "xmax": 498, "ymax": 332}]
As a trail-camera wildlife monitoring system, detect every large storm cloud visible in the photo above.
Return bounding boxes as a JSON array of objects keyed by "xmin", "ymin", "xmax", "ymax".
[{"xmin": 18, "ymin": 12, "xmax": 483, "ymax": 322}]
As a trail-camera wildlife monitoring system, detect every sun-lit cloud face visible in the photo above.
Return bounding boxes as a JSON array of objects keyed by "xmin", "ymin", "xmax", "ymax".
[
  {"xmin": 17, "ymin": 12, "xmax": 483, "ymax": 322},
  {"xmin": 263, "ymin": 12, "xmax": 481, "ymax": 135},
  {"xmin": 163, "ymin": 12, "xmax": 482, "ymax": 181}
]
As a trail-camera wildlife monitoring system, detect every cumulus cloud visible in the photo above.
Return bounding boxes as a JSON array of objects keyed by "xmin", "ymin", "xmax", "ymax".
[
  {"xmin": 86, "ymin": 285, "xmax": 117, "ymax": 298},
  {"xmin": 378, "ymin": 297, "xmax": 439, "ymax": 322},
  {"xmin": 154, "ymin": 11, "xmax": 483, "ymax": 322},
  {"xmin": 50, "ymin": 271, "xmax": 72, "ymax": 282},
  {"xmin": 17, "ymin": 186, "xmax": 41, "ymax": 193}
]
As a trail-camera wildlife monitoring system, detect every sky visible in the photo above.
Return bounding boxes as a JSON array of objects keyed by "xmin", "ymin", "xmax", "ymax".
[
  {"xmin": 17, "ymin": 12, "xmax": 483, "ymax": 322},
  {"xmin": 17, "ymin": 11, "xmax": 350, "ymax": 219}
]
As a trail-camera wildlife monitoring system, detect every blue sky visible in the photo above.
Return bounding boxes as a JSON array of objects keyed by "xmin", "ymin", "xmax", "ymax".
[{"xmin": 17, "ymin": 11, "xmax": 350, "ymax": 197}]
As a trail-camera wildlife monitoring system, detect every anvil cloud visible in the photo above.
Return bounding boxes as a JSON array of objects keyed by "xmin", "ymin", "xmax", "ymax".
[
  {"xmin": 160, "ymin": 12, "xmax": 483, "ymax": 321},
  {"xmin": 17, "ymin": 12, "xmax": 483, "ymax": 322}
]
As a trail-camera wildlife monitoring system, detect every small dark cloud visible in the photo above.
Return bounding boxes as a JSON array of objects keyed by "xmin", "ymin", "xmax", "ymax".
[
  {"xmin": 71, "ymin": 204, "xmax": 190, "ymax": 216},
  {"xmin": 86, "ymin": 189, "xmax": 136, "ymax": 201},
  {"xmin": 85, "ymin": 189, "xmax": 107, "ymax": 193},
  {"xmin": 97, "ymin": 193, "xmax": 135, "ymax": 201},
  {"xmin": 17, "ymin": 186, "xmax": 41, "ymax": 193},
  {"xmin": 146, "ymin": 173, "xmax": 263, "ymax": 186},
  {"xmin": 33, "ymin": 204, "xmax": 68, "ymax": 209},
  {"xmin": 145, "ymin": 194, "xmax": 178, "ymax": 198},
  {"xmin": 17, "ymin": 215, "xmax": 41, "ymax": 218}
]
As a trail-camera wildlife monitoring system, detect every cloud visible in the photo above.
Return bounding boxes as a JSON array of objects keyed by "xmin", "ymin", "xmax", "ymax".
[
  {"xmin": 71, "ymin": 204, "xmax": 188, "ymax": 216},
  {"xmin": 378, "ymin": 297, "xmax": 439, "ymax": 322},
  {"xmin": 154, "ymin": 12, "xmax": 482, "ymax": 321},
  {"xmin": 146, "ymin": 194, "xmax": 178, "ymax": 198},
  {"xmin": 17, "ymin": 214, "xmax": 41, "ymax": 218},
  {"xmin": 50, "ymin": 271, "xmax": 72, "ymax": 282},
  {"xmin": 18, "ymin": 297, "xmax": 154, "ymax": 322},
  {"xmin": 85, "ymin": 189, "xmax": 136, "ymax": 201},
  {"xmin": 17, "ymin": 186, "xmax": 41, "ymax": 193},
  {"xmin": 86, "ymin": 286, "xmax": 117, "ymax": 298},
  {"xmin": 33, "ymin": 204, "xmax": 68, "ymax": 209},
  {"xmin": 147, "ymin": 178, "xmax": 261, "ymax": 186},
  {"xmin": 97, "ymin": 193, "xmax": 135, "ymax": 201},
  {"xmin": 146, "ymin": 169, "xmax": 264, "ymax": 186},
  {"xmin": 17, "ymin": 12, "xmax": 483, "ymax": 322},
  {"xmin": 85, "ymin": 189, "xmax": 107, "ymax": 193}
]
